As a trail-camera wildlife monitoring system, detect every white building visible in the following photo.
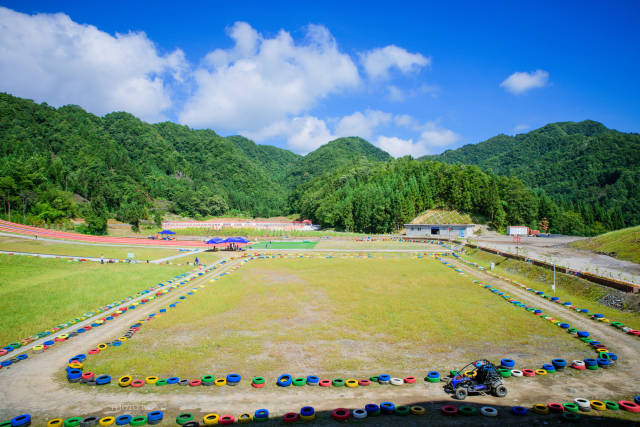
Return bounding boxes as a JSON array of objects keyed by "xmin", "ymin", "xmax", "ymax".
[
  {"xmin": 507, "ymin": 226, "xmax": 529, "ymax": 236},
  {"xmin": 405, "ymin": 224, "xmax": 475, "ymax": 238}
]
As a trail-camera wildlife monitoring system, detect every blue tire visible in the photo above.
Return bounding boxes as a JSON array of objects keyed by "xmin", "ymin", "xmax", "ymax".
[
  {"xmin": 378, "ymin": 374, "xmax": 391, "ymax": 383},
  {"xmin": 147, "ymin": 411, "xmax": 163, "ymax": 422},
  {"xmin": 254, "ymin": 409, "xmax": 269, "ymax": 419},
  {"xmin": 365, "ymin": 404, "xmax": 380, "ymax": 415},
  {"xmin": 542, "ymin": 363, "xmax": 555, "ymax": 372},
  {"xmin": 597, "ymin": 358, "xmax": 610, "ymax": 367},
  {"xmin": 226, "ymin": 374, "xmax": 241, "ymax": 384},
  {"xmin": 306, "ymin": 375, "xmax": 319, "ymax": 385},
  {"xmin": 115, "ymin": 415, "xmax": 132, "ymax": 425},
  {"xmin": 300, "ymin": 406, "xmax": 315, "ymax": 417},
  {"xmin": 500, "ymin": 358, "xmax": 515, "ymax": 368},
  {"xmin": 380, "ymin": 402, "xmax": 395, "ymax": 414},
  {"xmin": 96, "ymin": 375, "xmax": 111, "ymax": 385},
  {"xmin": 277, "ymin": 374, "xmax": 292, "ymax": 387},
  {"xmin": 167, "ymin": 377, "xmax": 179, "ymax": 384},
  {"xmin": 577, "ymin": 331, "xmax": 589, "ymax": 338},
  {"xmin": 427, "ymin": 371, "xmax": 440, "ymax": 379},
  {"xmin": 584, "ymin": 358, "xmax": 597, "ymax": 367},
  {"xmin": 512, "ymin": 406, "xmax": 527, "ymax": 415},
  {"xmin": 10, "ymin": 414, "xmax": 31, "ymax": 426}
]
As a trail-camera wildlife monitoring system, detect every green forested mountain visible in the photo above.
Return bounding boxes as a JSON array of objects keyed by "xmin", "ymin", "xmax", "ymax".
[
  {"xmin": 0, "ymin": 93, "xmax": 390, "ymax": 232},
  {"xmin": 1, "ymin": 92, "xmax": 636, "ymax": 236},
  {"xmin": 424, "ymin": 120, "xmax": 640, "ymax": 234},
  {"xmin": 284, "ymin": 136, "xmax": 391, "ymax": 189}
]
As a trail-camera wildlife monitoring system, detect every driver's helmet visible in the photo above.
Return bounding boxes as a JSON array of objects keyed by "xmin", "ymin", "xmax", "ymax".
[{"xmin": 474, "ymin": 361, "xmax": 485, "ymax": 368}]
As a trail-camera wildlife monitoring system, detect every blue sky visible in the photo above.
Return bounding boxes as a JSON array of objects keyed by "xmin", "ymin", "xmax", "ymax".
[{"xmin": 0, "ymin": 1, "xmax": 638, "ymax": 156}]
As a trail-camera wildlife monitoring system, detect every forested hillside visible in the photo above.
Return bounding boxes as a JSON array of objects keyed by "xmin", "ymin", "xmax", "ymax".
[
  {"xmin": 424, "ymin": 120, "xmax": 640, "ymax": 234},
  {"xmin": 0, "ymin": 93, "xmax": 390, "ymax": 233},
  {"xmin": 1, "ymin": 93, "xmax": 636, "ymax": 236},
  {"xmin": 290, "ymin": 158, "xmax": 566, "ymax": 234}
]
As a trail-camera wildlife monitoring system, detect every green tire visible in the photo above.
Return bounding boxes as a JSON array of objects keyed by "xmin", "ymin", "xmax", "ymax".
[
  {"xmin": 332, "ymin": 378, "xmax": 345, "ymax": 386},
  {"xmin": 369, "ymin": 376, "xmax": 379, "ymax": 382},
  {"xmin": 176, "ymin": 413, "xmax": 194, "ymax": 425},
  {"xmin": 395, "ymin": 406, "xmax": 410, "ymax": 415},
  {"xmin": 201, "ymin": 375, "xmax": 215, "ymax": 383},
  {"xmin": 130, "ymin": 416, "xmax": 147, "ymax": 426},
  {"xmin": 64, "ymin": 417, "xmax": 82, "ymax": 427},
  {"xmin": 292, "ymin": 377, "xmax": 306, "ymax": 386},
  {"xmin": 604, "ymin": 401, "xmax": 619, "ymax": 410},
  {"xmin": 563, "ymin": 403, "xmax": 579, "ymax": 413},
  {"xmin": 155, "ymin": 379, "xmax": 168, "ymax": 386},
  {"xmin": 252, "ymin": 376, "xmax": 266, "ymax": 384},
  {"xmin": 459, "ymin": 406, "xmax": 477, "ymax": 416}
]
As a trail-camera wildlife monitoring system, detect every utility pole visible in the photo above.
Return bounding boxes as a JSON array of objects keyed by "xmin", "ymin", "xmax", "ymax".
[
  {"xmin": 552, "ymin": 263, "xmax": 556, "ymax": 295},
  {"xmin": 513, "ymin": 234, "xmax": 521, "ymax": 257}
]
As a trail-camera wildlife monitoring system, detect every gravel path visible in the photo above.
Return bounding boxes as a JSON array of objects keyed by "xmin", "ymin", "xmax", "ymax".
[{"xmin": 1, "ymin": 253, "xmax": 639, "ymax": 423}]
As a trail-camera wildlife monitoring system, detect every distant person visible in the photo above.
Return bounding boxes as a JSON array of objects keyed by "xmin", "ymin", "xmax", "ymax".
[
  {"xmin": 34, "ymin": 234, "xmax": 37, "ymax": 240},
  {"xmin": 100, "ymin": 254, "xmax": 104, "ymax": 264},
  {"xmin": 195, "ymin": 257, "xmax": 199, "ymax": 266}
]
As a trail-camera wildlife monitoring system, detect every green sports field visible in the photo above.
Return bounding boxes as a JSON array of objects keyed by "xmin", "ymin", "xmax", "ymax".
[
  {"xmin": 0, "ymin": 255, "xmax": 190, "ymax": 345},
  {"xmin": 83, "ymin": 255, "xmax": 587, "ymax": 384}
]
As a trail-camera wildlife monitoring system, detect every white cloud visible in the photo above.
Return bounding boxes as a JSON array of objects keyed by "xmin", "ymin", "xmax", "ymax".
[
  {"xmin": 514, "ymin": 123, "xmax": 530, "ymax": 133},
  {"xmin": 360, "ymin": 45, "xmax": 430, "ymax": 80},
  {"xmin": 335, "ymin": 110, "xmax": 392, "ymax": 139},
  {"xmin": 500, "ymin": 69, "xmax": 549, "ymax": 94},
  {"xmin": 243, "ymin": 116, "xmax": 334, "ymax": 155},
  {"xmin": 0, "ymin": 7, "xmax": 186, "ymax": 122},
  {"xmin": 419, "ymin": 122, "xmax": 460, "ymax": 147},
  {"xmin": 179, "ymin": 22, "xmax": 360, "ymax": 131},
  {"xmin": 376, "ymin": 136, "xmax": 427, "ymax": 158}
]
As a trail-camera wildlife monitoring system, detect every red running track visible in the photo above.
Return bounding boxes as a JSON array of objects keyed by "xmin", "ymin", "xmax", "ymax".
[{"xmin": 0, "ymin": 220, "xmax": 245, "ymax": 248}]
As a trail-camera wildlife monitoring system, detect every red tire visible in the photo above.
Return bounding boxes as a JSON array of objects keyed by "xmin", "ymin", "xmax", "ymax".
[
  {"xmin": 332, "ymin": 408, "xmax": 350, "ymax": 421},
  {"xmin": 522, "ymin": 369, "xmax": 536, "ymax": 377},
  {"xmin": 441, "ymin": 405, "xmax": 458, "ymax": 415},
  {"xmin": 219, "ymin": 415, "xmax": 235, "ymax": 425},
  {"xmin": 358, "ymin": 379, "xmax": 371, "ymax": 386},
  {"xmin": 548, "ymin": 402, "xmax": 564, "ymax": 413},
  {"xmin": 404, "ymin": 376, "xmax": 417, "ymax": 383},
  {"xmin": 319, "ymin": 379, "xmax": 331, "ymax": 387},
  {"xmin": 131, "ymin": 380, "xmax": 145, "ymax": 388},
  {"xmin": 251, "ymin": 382, "xmax": 265, "ymax": 388},
  {"xmin": 189, "ymin": 380, "xmax": 202, "ymax": 387},
  {"xmin": 88, "ymin": 349, "xmax": 100, "ymax": 355},
  {"xmin": 619, "ymin": 401, "xmax": 640, "ymax": 412},
  {"xmin": 283, "ymin": 413, "xmax": 299, "ymax": 423}
]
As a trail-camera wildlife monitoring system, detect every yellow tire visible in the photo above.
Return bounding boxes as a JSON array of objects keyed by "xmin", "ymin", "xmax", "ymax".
[
  {"xmin": 345, "ymin": 379, "xmax": 358, "ymax": 387},
  {"xmin": 533, "ymin": 403, "xmax": 549, "ymax": 414},
  {"xmin": 145, "ymin": 376, "xmax": 159, "ymax": 384},
  {"xmin": 97, "ymin": 343, "xmax": 108, "ymax": 350},
  {"xmin": 410, "ymin": 406, "xmax": 426, "ymax": 415},
  {"xmin": 119, "ymin": 337, "xmax": 127, "ymax": 342},
  {"xmin": 68, "ymin": 362, "xmax": 83, "ymax": 369},
  {"xmin": 32, "ymin": 344, "xmax": 44, "ymax": 353},
  {"xmin": 463, "ymin": 370, "xmax": 477, "ymax": 378},
  {"xmin": 591, "ymin": 400, "xmax": 607, "ymax": 411},
  {"xmin": 300, "ymin": 413, "xmax": 316, "ymax": 421},
  {"xmin": 535, "ymin": 369, "xmax": 547, "ymax": 376},
  {"xmin": 47, "ymin": 419, "xmax": 64, "ymax": 426},
  {"xmin": 118, "ymin": 376, "xmax": 132, "ymax": 387},
  {"xmin": 99, "ymin": 417, "xmax": 115, "ymax": 426},
  {"xmin": 214, "ymin": 378, "xmax": 227, "ymax": 386},
  {"xmin": 202, "ymin": 413, "xmax": 219, "ymax": 425},
  {"xmin": 238, "ymin": 413, "xmax": 252, "ymax": 423}
]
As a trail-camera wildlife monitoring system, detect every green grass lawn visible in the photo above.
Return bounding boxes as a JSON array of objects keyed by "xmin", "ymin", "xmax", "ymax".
[
  {"xmin": 0, "ymin": 255, "xmax": 190, "ymax": 345},
  {"xmin": 570, "ymin": 225, "xmax": 640, "ymax": 264},
  {"xmin": 462, "ymin": 248, "xmax": 640, "ymax": 329},
  {"xmin": 247, "ymin": 241, "xmax": 318, "ymax": 249},
  {"xmin": 314, "ymin": 240, "xmax": 442, "ymax": 250},
  {"xmin": 84, "ymin": 256, "xmax": 588, "ymax": 384},
  {"xmin": 0, "ymin": 235, "xmax": 192, "ymax": 261}
]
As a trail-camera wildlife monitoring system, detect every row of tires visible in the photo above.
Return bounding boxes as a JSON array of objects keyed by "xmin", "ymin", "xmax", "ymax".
[
  {"xmin": 274, "ymin": 374, "xmax": 418, "ymax": 387},
  {"xmin": 456, "ymin": 253, "xmax": 640, "ymax": 339},
  {"xmin": 1, "ymin": 266, "xmax": 202, "ymax": 356},
  {"xmin": 9, "ymin": 397, "xmax": 640, "ymax": 426}
]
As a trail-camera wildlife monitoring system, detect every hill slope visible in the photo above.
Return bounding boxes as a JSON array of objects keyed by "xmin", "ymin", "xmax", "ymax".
[
  {"xmin": 0, "ymin": 93, "xmax": 392, "ymax": 231},
  {"xmin": 285, "ymin": 136, "xmax": 391, "ymax": 189},
  {"xmin": 424, "ymin": 120, "xmax": 640, "ymax": 233},
  {"xmin": 570, "ymin": 225, "xmax": 640, "ymax": 264}
]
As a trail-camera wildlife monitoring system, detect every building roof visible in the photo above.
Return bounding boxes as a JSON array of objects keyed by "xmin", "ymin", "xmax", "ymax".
[{"xmin": 404, "ymin": 223, "xmax": 475, "ymax": 227}]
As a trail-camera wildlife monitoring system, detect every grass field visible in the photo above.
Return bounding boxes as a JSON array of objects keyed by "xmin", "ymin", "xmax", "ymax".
[
  {"xmin": 0, "ymin": 255, "xmax": 190, "ymax": 344},
  {"xmin": 84, "ymin": 256, "xmax": 587, "ymax": 383},
  {"xmin": 462, "ymin": 248, "xmax": 640, "ymax": 329},
  {"xmin": 314, "ymin": 240, "xmax": 441, "ymax": 250},
  {"xmin": 247, "ymin": 241, "xmax": 318, "ymax": 249},
  {"xmin": 0, "ymin": 235, "xmax": 193, "ymax": 261},
  {"xmin": 570, "ymin": 225, "xmax": 640, "ymax": 264}
]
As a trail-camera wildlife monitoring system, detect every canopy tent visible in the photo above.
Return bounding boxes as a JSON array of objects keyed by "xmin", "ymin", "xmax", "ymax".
[
  {"xmin": 224, "ymin": 237, "xmax": 250, "ymax": 243},
  {"xmin": 158, "ymin": 230, "xmax": 176, "ymax": 235},
  {"xmin": 206, "ymin": 238, "xmax": 225, "ymax": 244}
]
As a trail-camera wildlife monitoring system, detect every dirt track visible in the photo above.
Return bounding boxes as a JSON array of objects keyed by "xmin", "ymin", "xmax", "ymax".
[{"xmin": 1, "ymin": 253, "xmax": 639, "ymax": 424}]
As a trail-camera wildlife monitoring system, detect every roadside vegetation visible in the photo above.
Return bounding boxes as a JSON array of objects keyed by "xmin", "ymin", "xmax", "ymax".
[{"xmin": 569, "ymin": 225, "xmax": 640, "ymax": 264}]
